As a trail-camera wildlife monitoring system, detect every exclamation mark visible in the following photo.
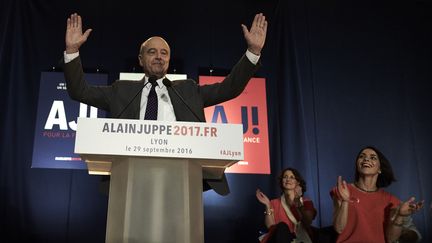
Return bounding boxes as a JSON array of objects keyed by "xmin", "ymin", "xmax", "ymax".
[
  {"xmin": 252, "ymin": 107, "xmax": 259, "ymax": 135},
  {"xmin": 241, "ymin": 106, "xmax": 248, "ymax": 134}
]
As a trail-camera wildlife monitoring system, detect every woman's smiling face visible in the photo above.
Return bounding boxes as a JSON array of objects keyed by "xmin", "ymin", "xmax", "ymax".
[
  {"xmin": 281, "ymin": 170, "xmax": 298, "ymax": 190},
  {"xmin": 356, "ymin": 148, "xmax": 381, "ymax": 176}
]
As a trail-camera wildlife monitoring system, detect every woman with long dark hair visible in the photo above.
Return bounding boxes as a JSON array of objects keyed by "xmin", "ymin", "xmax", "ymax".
[{"xmin": 331, "ymin": 146, "xmax": 423, "ymax": 243}]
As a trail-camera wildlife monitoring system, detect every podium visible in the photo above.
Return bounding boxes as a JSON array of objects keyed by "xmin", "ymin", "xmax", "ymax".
[{"xmin": 74, "ymin": 118, "xmax": 244, "ymax": 243}]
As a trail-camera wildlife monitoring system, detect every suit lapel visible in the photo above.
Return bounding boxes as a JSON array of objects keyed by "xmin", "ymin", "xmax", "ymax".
[
  {"xmin": 166, "ymin": 83, "xmax": 183, "ymax": 120},
  {"xmin": 131, "ymin": 80, "xmax": 146, "ymax": 119}
]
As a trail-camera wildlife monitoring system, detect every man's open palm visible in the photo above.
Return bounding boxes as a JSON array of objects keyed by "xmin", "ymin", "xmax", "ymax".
[{"xmin": 65, "ymin": 13, "xmax": 92, "ymax": 53}]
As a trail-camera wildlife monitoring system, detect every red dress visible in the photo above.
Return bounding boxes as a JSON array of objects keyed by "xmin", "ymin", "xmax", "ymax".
[
  {"xmin": 270, "ymin": 197, "xmax": 316, "ymax": 233},
  {"xmin": 330, "ymin": 184, "xmax": 400, "ymax": 243},
  {"xmin": 260, "ymin": 196, "xmax": 316, "ymax": 243}
]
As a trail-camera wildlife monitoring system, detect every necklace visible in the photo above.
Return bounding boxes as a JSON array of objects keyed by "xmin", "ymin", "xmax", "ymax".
[{"xmin": 354, "ymin": 182, "xmax": 378, "ymax": 193}]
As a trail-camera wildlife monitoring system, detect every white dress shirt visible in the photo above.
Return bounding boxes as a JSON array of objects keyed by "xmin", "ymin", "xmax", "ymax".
[{"xmin": 139, "ymin": 77, "xmax": 176, "ymax": 121}]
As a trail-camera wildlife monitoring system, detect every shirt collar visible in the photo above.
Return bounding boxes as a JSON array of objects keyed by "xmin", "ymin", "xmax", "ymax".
[{"xmin": 144, "ymin": 76, "xmax": 165, "ymax": 85}]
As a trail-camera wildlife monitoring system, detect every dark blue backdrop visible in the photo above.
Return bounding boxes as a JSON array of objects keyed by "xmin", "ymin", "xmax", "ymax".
[{"xmin": 1, "ymin": 0, "xmax": 431, "ymax": 242}]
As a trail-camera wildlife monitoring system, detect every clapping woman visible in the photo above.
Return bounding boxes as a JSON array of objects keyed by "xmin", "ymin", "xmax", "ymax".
[
  {"xmin": 331, "ymin": 146, "xmax": 423, "ymax": 243},
  {"xmin": 256, "ymin": 168, "xmax": 316, "ymax": 243}
]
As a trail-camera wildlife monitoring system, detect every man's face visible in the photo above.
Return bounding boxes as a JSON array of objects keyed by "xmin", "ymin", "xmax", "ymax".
[{"xmin": 138, "ymin": 37, "xmax": 170, "ymax": 79}]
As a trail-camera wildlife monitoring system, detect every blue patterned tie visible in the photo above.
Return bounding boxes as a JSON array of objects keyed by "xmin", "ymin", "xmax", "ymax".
[{"xmin": 144, "ymin": 79, "xmax": 158, "ymax": 120}]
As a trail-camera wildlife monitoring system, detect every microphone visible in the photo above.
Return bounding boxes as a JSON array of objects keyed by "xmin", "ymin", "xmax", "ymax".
[
  {"xmin": 162, "ymin": 78, "xmax": 204, "ymax": 122},
  {"xmin": 116, "ymin": 76, "xmax": 156, "ymax": 118}
]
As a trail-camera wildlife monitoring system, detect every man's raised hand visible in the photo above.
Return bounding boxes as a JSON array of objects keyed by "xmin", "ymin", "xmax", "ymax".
[
  {"xmin": 242, "ymin": 13, "xmax": 268, "ymax": 56},
  {"xmin": 65, "ymin": 13, "xmax": 92, "ymax": 54}
]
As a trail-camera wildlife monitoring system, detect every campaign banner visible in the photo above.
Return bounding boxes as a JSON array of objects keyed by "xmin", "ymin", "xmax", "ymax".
[
  {"xmin": 31, "ymin": 72, "xmax": 108, "ymax": 169},
  {"xmin": 200, "ymin": 76, "xmax": 270, "ymax": 174}
]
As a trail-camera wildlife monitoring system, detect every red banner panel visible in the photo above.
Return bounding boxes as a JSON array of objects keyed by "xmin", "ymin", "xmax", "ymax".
[{"xmin": 200, "ymin": 76, "xmax": 270, "ymax": 174}]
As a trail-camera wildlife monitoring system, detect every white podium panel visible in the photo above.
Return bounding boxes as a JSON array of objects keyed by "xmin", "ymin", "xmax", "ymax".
[{"xmin": 75, "ymin": 117, "xmax": 244, "ymax": 176}]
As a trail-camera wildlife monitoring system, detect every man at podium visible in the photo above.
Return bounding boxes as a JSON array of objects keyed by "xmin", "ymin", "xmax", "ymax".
[{"xmin": 63, "ymin": 12, "xmax": 267, "ymax": 195}]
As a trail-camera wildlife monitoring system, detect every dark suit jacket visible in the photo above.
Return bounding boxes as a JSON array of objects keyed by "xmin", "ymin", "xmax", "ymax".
[{"xmin": 64, "ymin": 54, "xmax": 260, "ymax": 195}]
